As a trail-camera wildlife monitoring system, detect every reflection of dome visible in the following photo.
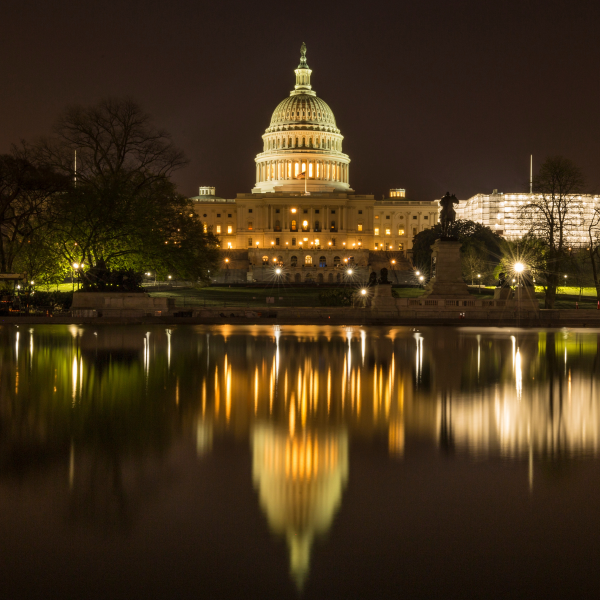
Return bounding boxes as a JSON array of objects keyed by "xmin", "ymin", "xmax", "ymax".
[
  {"xmin": 252, "ymin": 422, "xmax": 348, "ymax": 589},
  {"xmin": 253, "ymin": 44, "xmax": 352, "ymax": 194}
]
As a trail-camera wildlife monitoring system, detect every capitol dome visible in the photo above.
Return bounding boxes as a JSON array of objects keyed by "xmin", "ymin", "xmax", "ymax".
[{"xmin": 253, "ymin": 44, "xmax": 352, "ymax": 194}]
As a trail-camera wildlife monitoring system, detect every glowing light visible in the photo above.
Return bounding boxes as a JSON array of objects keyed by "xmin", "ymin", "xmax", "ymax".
[
  {"xmin": 72, "ymin": 263, "xmax": 79, "ymax": 269},
  {"xmin": 225, "ymin": 258, "xmax": 229, "ymax": 263},
  {"xmin": 514, "ymin": 262, "xmax": 525, "ymax": 273},
  {"xmin": 347, "ymin": 269, "xmax": 353, "ymax": 275},
  {"xmin": 275, "ymin": 268, "xmax": 282, "ymax": 275},
  {"xmin": 360, "ymin": 289, "xmax": 367, "ymax": 295}
]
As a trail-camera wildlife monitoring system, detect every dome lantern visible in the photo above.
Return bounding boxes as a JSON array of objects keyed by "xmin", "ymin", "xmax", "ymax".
[{"xmin": 293, "ymin": 42, "xmax": 315, "ymax": 96}]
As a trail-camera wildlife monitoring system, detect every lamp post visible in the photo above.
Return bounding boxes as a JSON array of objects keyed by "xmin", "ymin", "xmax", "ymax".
[{"xmin": 477, "ymin": 273, "xmax": 481, "ymax": 292}]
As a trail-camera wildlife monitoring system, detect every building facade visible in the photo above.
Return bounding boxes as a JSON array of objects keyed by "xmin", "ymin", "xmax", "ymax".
[{"xmin": 191, "ymin": 45, "xmax": 438, "ymax": 282}]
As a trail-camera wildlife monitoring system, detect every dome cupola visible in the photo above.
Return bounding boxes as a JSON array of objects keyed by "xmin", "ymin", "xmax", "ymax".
[{"xmin": 253, "ymin": 44, "xmax": 352, "ymax": 194}]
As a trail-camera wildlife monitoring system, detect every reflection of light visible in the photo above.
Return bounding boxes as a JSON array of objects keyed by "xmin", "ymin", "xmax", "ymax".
[
  {"xmin": 15, "ymin": 331, "xmax": 19, "ymax": 360},
  {"xmin": 361, "ymin": 329, "xmax": 366, "ymax": 364},
  {"xmin": 166, "ymin": 328, "xmax": 172, "ymax": 369},
  {"xmin": 72, "ymin": 356, "xmax": 78, "ymax": 405},
  {"xmin": 414, "ymin": 333, "xmax": 423, "ymax": 386},
  {"xmin": 515, "ymin": 348, "xmax": 522, "ymax": 400}
]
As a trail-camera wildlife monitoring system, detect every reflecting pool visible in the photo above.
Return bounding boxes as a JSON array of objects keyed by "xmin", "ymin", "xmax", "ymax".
[{"xmin": 1, "ymin": 325, "xmax": 600, "ymax": 598}]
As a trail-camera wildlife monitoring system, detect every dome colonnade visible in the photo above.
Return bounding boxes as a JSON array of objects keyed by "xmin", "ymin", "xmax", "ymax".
[{"xmin": 253, "ymin": 43, "xmax": 351, "ymax": 193}]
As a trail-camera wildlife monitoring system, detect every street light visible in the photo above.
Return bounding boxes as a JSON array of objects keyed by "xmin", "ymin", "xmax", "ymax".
[
  {"xmin": 275, "ymin": 268, "xmax": 282, "ymax": 275},
  {"xmin": 477, "ymin": 273, "xmax": 481, "ymax": 292},
  {"xmin": 360, "ymin": 289, "xmax": 367, "ymax": 295},
  {"xmin": 347, "ymin": 269, "xmax": 353, "ymax": 276}
]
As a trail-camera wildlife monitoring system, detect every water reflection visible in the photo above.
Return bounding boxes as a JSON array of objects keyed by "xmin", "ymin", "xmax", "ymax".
[{"xmin": 0, "ymin": 325, "xmax": 599, "ymax": 592}]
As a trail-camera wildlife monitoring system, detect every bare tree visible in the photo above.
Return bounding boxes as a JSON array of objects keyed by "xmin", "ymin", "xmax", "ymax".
[
  {"xmin": 588, "ymin": 208, "xmax": 600, "ymax": 301},
  {"xmin": 518, "ymin": 156, "xmax": 585, "ymax": 308}
]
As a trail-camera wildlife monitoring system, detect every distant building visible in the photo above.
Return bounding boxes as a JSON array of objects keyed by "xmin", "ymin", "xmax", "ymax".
[{"xmin": 454, "ymin": 189, "xmax": 599, "ymax": 244}]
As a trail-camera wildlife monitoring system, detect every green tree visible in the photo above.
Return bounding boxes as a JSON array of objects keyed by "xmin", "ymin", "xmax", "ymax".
[
  {"xmin": 518, "ymin": 156, "xmax": 585, "ymax": 308},
  {"xmin": 31, "ymin": 98, "xmax": 219, "ymax": 284},
  {"xmin": 0, "ymin": 150, "xmax": 67, "ymax": 277},
  {"xmin": 412, "ymin": 219, "xmax": 502, "ymax": 279}
]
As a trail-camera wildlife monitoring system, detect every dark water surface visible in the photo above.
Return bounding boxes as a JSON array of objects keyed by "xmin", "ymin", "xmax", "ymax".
[{"xmin": 1, "ymin": 325, "xmax": 599, "ymax": 599}]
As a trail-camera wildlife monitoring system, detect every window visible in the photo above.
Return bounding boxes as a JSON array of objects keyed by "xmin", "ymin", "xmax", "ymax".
[
  {"xmin": 315, "ymin": 209, "xmax": 319, "ymax": 214},
  {"xmin": 399, "ymin": 216, "xmax": 404, "ymax": 220},
  {"xmin": 358, "ymin": 210, "xmax": 363, "ymax": 215},
  {"xmin": 216, "ymin": 225, "xmax": 221, "ymax": 234},
  {"xmin": 274, "ymin": 219, "xmax": 281, "ymax": 231},
  {"xmin": 291, "ymin": 220, "xmax": 297, "ymax": 231},
  {"xmin": 374, "ymin": 228, "xmax": 380, "ymax": 236},
  {"xmin": 374, "ymin": 242, "xmax": 379, "ymax": 249},
  {"xmin": 228, "ymin": 214, "xmax": 232, "ymax": 218},
  {"xmin": 331, "ymin": 210, "xmax": 336, "ymax": 214},
  {"xmin": 413, "ymin": 216, "xmax": 417, "ymax": 220},
  {"xmin": 319, "ymin": 256, "xmax": 326, "ymax": 267},
  {"xmin": 334, "ymin": 256, "xmax": 341, "ymax": 265},
  {"xmin": 386, "ymin": 215, "xmax": 390, "ymax": 219},
  {"xmin": 292, "ymin": 237, "xmax": 297, "ymax": 246},
  {"xmin": 398, "ymin": 243, "xmax": 404, "ymax": 251},
  {"xmin": 276, "ymin": 238, "xmax": 280, "ymax": 245},
  {"xmin": 275, "ymin": 209, "xmax": 280, "ymax": 213},
  {"xmin": 413, "ymin": 228, "xmax": 417, "ymax": 235},
  {"xmin": 248, "ymin": 209, "xmax": 253, "ymax": 214},
  {"xmin": 330, "ymin": 221, "xmax": 336, "ymax": 230},
  {"xmin": 314, "ymin": 220, "xmax": 320, "ymax": 231},
  {"xmin": 227, "ymin": 225, "xmax": 233, "ymax": 234},
  {"xmin": 248, "ymin": 238, "xmax": 252, "ymax": 246},
  {"xmin": 203, "ymin": 224, "xmax": 207, "ymax": 233},
  {"xmin": 248, "ymin": 222, "xmax": 253, "ymax": 230},
  {"xmin": 291, "ymin": 256, "xmax": 298, "ymax": 266},
  {"xmin": 217, "ymin": 214, "xmax": 221, "ymax": 218},
  {"xmin": 303, "ymin": 209, "xmax": 308, "ymax": 214},
  {"xmin": 305, "ymin": 255, "xmax": 312, "ymax": 264},
  {"xmin": 302, "ymin": 220, "xmax": 309, "ymax": 231},
  {"xmin": 331, "ymin": 238, "xmax": 336, "ymax": 246},
  {"xmin": 315, "ymin": 239, "xmax": 320, "ymax": 246},
  {"xmin": 398, "ymin": 228, "xmax": 405, "ymax": 235},
  {"xmin": 424, "ymin": 216, "xmax": 429, "ymax": 220},
  {"xmin": 262, "ymin": 256, "xmax": 269, "ymax": 265},
  {"xmin": 357, "ymin": 224, "xmax": 363, "ymax": 232}
]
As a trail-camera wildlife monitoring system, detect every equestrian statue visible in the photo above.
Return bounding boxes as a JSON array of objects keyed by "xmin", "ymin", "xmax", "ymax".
[{"xmin": 439, "ymin": 192, "xmax": 459, "ymax": 238}]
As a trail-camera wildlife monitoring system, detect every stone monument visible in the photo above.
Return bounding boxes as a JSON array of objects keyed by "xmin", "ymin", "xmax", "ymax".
[{"xmin": 422, "ymin": 192, "xmax": 471, "ymax": 299}]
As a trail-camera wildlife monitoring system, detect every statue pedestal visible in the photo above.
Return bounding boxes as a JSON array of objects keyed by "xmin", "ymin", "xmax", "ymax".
[
  {"xmin": 514, "ymin": 286, "xmax": 539, "ymax": 311},
  {"xmin": 371, "ymin": 284, "xmax": 396, "ymax": 309},
  {"xmin": 422, "ymin": 240, "xmax": 471, "ymax": 299},
  {"xmin": 494, "ymin": 287, "xmax": 513, "ymax": 300}
]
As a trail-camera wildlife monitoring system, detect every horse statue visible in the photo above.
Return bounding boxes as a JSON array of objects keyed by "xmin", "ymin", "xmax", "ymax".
[{"xmin": 439, "ymin": 192, "xmax": 459, "ymax": 238}]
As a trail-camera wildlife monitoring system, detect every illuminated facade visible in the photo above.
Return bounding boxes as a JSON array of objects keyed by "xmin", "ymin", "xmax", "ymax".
[
  {"xmin": 454, "ymin": 189, "xmax": 600, "ymax": 244},
  {"xmin": 191, "ymin": 45, "xmax": 438, "ymax": 280}
]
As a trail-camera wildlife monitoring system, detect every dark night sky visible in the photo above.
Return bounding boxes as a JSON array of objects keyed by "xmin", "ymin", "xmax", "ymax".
[{"xmin": 2, "ymin": 0, "xmax": 600, "ymax": 200}]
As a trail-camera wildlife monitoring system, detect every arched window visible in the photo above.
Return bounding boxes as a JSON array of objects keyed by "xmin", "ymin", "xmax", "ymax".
[
  {"xmin": 305, "ymin": 255, "xmax": 312, "ymax": 264},
  {"xmin": 262, "ymin": 256, "xmax": 269, "ymax": 265},
  {"xmin": 291, "ymin": 255, "xmax": 297, "ymax": 266},
  {"xmin": 336, "ymin": 273, "xmax": 341, "ymax": 283},
  {"xmin": 295, "ymin": 273, "xmax": 301, "ymax": 283},
  {"xmin": 328, "ymin": 273, "xmax": 334, "ymax": 283},
  {"xmin": 317, "ymin": 273, "xmax": 324, "ymax": 283},
  {"xmin": 334, "ymin": 256, "xmax": 341, "ymax": 266},
  {"xmin": 302, "ymin": 137, "xmax": 306, "ymax": 147},
  {"xmin": 319, "ymin": 256, "xmax": 327, "ymax": 267}
]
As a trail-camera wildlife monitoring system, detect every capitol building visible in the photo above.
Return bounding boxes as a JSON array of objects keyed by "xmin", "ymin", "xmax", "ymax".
[{"xmin": 192, "ymin": 44, "xmax": 437, "ymax": 283}]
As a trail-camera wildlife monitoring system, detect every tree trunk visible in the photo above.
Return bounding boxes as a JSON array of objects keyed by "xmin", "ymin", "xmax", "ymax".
[
  {"xmin": 545, "ymin": 273, "xmax": 558, "ymax": 309},
  {"xmin": 590, "ymin": 248, "xmax": 600, "ymax": 302}
]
